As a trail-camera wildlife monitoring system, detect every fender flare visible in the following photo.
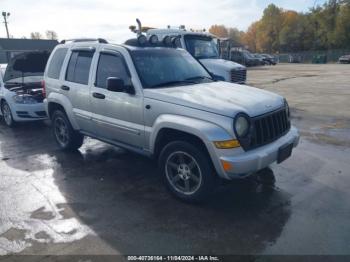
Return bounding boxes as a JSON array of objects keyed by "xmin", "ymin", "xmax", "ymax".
[
  {"xmin": 46, "ymin": 92, "xmax": 80, "ymax": 130},
  {"xmin": 149, "ymin": 114, "xmax": 233, "ymax": 154}
]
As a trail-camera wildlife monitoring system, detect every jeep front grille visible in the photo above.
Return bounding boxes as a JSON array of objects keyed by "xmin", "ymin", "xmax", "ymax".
[
  {"xmin": 241, "ymin": 107, "xmax": 290, "ymax": 151},
  {"xmin": 230, "ymin": 68, "xmax": 246, "ymax": 83}
]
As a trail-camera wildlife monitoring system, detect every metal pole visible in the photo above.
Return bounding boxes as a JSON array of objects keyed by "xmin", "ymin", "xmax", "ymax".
[{"xmin": 2, "ymin": 12, "xmax": 10, "ymax": 38}]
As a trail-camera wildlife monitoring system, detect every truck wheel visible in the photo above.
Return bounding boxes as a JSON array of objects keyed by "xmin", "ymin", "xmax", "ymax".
[
  {"xmin": 1, "ymin": 101, "xmax": 16, "ymax": 127},
  {"xmin": 255, "ymin": 167, "xmax": 276, "ymax": 186},
  {"xmin": 159, "ymin": 141, "xmax": 216, "ymax": 202},
  {"xmin": 52, "ymin": 110, "xmax": 84, "ymax": 151}
]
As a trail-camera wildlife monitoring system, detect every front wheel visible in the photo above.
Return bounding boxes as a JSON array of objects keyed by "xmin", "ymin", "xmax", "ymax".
[
  {"xmin": 1, "ymin": 101, "xmax": 16, "ymax": 127},
  {"xmin": 159, "ymin": 141, "xmax": 217, "ymax": 202},
  {"xmin": 52, "ymin": 110, "xmax": 84, "ymax": 151}
]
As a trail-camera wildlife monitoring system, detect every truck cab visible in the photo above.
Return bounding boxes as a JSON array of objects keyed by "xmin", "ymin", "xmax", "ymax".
[{"xmin": 146, "ymin": 28, "xmax": 247, "ymax": 84}]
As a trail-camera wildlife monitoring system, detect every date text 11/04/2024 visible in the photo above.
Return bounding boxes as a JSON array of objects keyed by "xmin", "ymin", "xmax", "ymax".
[{"xmin": 127, "ymin": 255, "xmax": 220, "ymax": 261}]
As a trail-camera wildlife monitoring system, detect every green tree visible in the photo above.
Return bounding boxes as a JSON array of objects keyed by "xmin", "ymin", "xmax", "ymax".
[
  {"xmin": 334, "ymin": 1, "xmax": 350, "ymax": 48},
  {"xmin": 241, "ymin": 21, "xmax": 260, "ymax": 52},
  {"xmin": 227, "ymin": 27, "xmax": 242, "ymax": 44},
  {"xmin": 256, "ymin": 4, "xmax": 283, "ymax": 52}
]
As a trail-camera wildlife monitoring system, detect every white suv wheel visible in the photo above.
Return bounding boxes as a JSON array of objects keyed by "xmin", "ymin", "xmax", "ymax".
[{"xmin": 2, "ymin": 102, "xmax": 14, "ymax": 127}]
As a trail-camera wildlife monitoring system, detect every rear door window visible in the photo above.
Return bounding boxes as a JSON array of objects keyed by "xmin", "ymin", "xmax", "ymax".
[
  {"xmin": 66, "ymin": 51, "xmax": 94, "ymax": 85},
  {"xmin": 47, "ymin": 48, "xmax": 68, "ymax": 79}
]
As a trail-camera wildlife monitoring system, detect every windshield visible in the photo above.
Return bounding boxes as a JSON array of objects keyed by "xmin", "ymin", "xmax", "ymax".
[
  {"xmin": 184, "ymin": 35, "xmax": 219, "ymax": 59},
  {"xmin": 3, "ymin": 52, "xmax": 50, "ymax": 83},
  {"xmin": 131, "ymin": 48, "xmax": 212, "ymax": 89}
]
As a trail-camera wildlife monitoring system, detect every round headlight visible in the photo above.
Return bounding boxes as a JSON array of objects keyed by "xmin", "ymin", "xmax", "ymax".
[
  {"xmin": 137, "ymin": 35, "xmax": 147, "ymax": 46},
  {"xmin": 235, "ymin": 115, "xmax": 249, "ymax": 137},
  {"xmin": 149, "ymin": 35, "xmax": 158, "ymax": 45}
]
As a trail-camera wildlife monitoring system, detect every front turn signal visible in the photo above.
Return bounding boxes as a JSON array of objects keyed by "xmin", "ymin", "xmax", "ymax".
[{"xmin": 214, "ymin": 139, "xmax": 240, "ymax": 149}]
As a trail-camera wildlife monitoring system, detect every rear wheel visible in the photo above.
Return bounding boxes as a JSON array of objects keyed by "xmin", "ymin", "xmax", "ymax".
[
  {"xmin": 1, "ymin": 101, "xmax": 15, "ymax": 127},
  {"xmin": 159, "ymin": 141, "xmax": 216, "ymax": 202},
  {"xmin": 52, "ymin": 110, "xmax": 84, "ymax": 151}
]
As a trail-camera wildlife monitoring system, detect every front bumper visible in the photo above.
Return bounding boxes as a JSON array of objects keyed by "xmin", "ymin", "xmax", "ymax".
[
  {"xmin": 215, "ymin": 126, "xmax": 300, "ymax": 179},
  {"xmin": 11, "ymin": 102, "xmax": 47, "ymax": 121}
]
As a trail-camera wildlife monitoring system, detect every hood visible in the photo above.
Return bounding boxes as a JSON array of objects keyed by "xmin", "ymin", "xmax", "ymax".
[
  {"xmin": 144, "ymin": 81, "xmax": 284, "ymax": 118},
  {"xmin": 199, "ymin": 58, "xmax": 245, "ymax": 73},
  {"xmin": 3, "ymin": 51, "xmax": 50, "ymax": 83}
]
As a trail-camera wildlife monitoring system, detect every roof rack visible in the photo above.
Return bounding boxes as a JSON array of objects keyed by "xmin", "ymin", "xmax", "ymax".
[{"xmin": 60, "ymin": 38, "xmax": 108, "ymax": 44}]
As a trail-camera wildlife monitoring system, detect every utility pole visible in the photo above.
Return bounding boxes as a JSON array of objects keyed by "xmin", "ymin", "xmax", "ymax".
[{"xmin": 2, "ymin": 12, "xmax": 10, "ymax": 38}]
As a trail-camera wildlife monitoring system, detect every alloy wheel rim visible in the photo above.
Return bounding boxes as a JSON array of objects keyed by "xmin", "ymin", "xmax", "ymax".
[
  {"xmin": 3, "ymin": 104, "xmax": 12, "ymax": 126},
  {"xmin": 54, "ymin": 117, "xmax": 69, "ymax": 146},
  {"xmin": 165, "ymin": 151, "xmax": 202, "ymax": 195}
]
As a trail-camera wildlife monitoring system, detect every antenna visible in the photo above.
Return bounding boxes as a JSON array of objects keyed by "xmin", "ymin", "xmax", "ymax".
[{"xmin": 136, "ymin": 18, "xmax": 142, "ymax": 36}]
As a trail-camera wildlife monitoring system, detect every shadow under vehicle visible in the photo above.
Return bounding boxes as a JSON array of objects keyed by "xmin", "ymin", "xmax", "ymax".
[{"xmin": 0, "ymin": 121, "xmax": 292, "ymax": 255}]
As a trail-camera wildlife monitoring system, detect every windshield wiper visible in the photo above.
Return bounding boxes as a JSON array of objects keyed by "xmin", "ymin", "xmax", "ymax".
[
  {"xmin": 185, "ymin": 76, "xmax": 213, "ymax": 82},
  {"xmin": 5, "ymin": 81, "xmax": 22, "ymax": 85},
  {"xmin": 150, "ymin": 80, "xmax": 197, "ymax": 88},
  {"xmin": 195, "ymin": 55, "xmax": 218, "ymax": 59}
]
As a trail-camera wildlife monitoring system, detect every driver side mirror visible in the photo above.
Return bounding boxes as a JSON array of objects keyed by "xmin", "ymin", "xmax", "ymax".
[{"xmin": 106, "ymin": 77, "xmax": 134, "ymax": 94}]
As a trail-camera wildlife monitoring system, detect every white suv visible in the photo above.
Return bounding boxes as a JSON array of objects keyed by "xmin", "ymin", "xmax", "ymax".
[{"xmin": 44, "ymin": 37, "xmax": 299, "ymax": 202}]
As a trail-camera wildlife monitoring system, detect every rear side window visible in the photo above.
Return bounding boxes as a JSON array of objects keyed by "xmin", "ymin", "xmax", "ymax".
[
  {"xmin": 66, "ymin": 51, "xmax": 94, "ymax": 85},
  {"xmin": 47, "ymin": 48, "xmax": 68, "ymax": 79},
  {"xmin": 95, "ymin": 53, "xmax": 131, "ymax": 89}
]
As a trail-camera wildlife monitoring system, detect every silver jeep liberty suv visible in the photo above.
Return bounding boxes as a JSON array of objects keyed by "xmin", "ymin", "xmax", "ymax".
[{"xmin": 43, "ymin": 36, "xmax": 299, "ymax": 202}]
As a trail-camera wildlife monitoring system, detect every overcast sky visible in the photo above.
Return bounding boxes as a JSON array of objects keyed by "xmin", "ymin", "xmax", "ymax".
[{"xmin": 1, "ymin": 0, "xmax": 327, "ymax": 42}]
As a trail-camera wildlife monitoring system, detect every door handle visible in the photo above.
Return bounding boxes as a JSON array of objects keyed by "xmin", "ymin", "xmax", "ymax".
[
  {"xmin": 92, "ymin": 92, "xmax": 105, "ymax": 99},
  {"xmin": 61, "ymin": 85, "xmax": 70, "ymax": 91}
]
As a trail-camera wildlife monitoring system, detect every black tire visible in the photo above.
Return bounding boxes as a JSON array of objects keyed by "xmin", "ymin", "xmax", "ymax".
[
  {"xmin": 255, "ymin": 167, "xmax": 276, "ymax": 186},
  {"xmin": 159, "ymin": 141, "xmax": 217, "ymax": 202},
  {"xmin": 51, "ymin": 110, "xmax": 84, "ymax": 151},
  {"xmin": 1, "ymin": 101, "xmax": 16, "ymax": 127}
]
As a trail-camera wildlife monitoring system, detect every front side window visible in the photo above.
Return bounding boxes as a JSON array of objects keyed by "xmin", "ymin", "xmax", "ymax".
[
  {"xmin": 47, "ymin": 48, "xmax": 68, "ymax": 79},
  {"xmin": 131, "ymin": 48, "xmax": 212, "ymax": 89},
  {"xmin": 184, "ymin": 35, "xmax": 219, "ymax": 59},
  {"xmin": 95, "ymin": 53, "xmax": 131, "ymax": 89},
  {"xmin": 66, "ymin": 51, "xmax": 93, "ymax": 85}
]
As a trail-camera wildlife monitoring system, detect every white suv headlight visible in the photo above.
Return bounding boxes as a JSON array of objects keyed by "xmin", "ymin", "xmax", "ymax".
[
  {"xmin": 13, "ymin": 94, "xmax": 37, "ymax": 104},
  {"xmin": 234, "ymin": 114, "xmax": 250, "ymax": 137}
]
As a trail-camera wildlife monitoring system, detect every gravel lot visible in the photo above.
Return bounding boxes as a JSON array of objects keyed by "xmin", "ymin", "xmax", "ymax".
[{"xmin": 0, "ymin": 64, "xmax": 349, "ymax": 259}]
